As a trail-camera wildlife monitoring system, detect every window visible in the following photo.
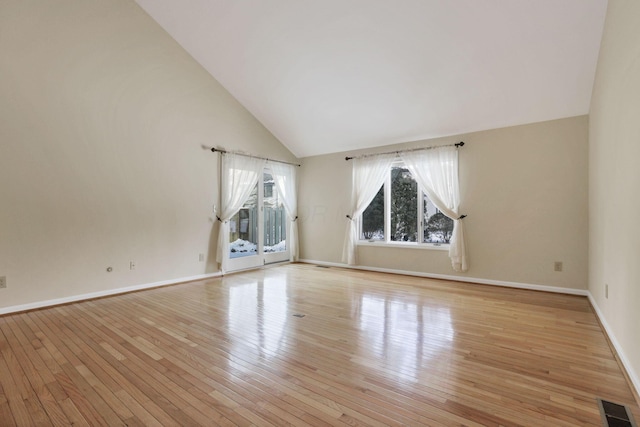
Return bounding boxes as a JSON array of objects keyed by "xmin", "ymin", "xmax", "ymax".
[
  {"xmin": 228, "ymin": 169, "xmax": 288, "ymax": 260},
  {"xmin": 360, "ymin": 163, "xmax": 454, "ymax": 246}
]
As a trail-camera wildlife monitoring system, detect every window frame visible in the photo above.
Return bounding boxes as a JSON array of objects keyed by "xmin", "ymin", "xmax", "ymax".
[{"xmin": 358, "ymin": 160, "xmax": 451, "ymax": 250}]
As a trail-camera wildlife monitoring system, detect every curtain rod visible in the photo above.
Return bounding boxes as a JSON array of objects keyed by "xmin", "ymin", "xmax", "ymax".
[
  {"xmin": 211, "ymin": 148, "xmax": 301, "ymax": 167},
  {"xmin": 345, "ymin": 141, "xmax": 464, "ymax": 161}
]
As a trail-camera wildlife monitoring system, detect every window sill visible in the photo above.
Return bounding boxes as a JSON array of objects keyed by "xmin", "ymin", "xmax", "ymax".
[{"xmin": 357, "ymin": 241, "xmax": 450, "ymax": 251}]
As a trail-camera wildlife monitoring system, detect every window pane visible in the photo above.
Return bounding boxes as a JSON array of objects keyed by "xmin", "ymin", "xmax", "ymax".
[
  {"xmin": 423, "ymin": 194, "xmax": 454, "ymax": 244},
  {"xmin": 361, "ymin": 185, "xmax": 384, "ymax": 240},
  {"xmin": 263, "ymin": 171, "xmax": 286, "ymax": 253},
  {"xmin": 391, "ymin": 167, "xmax": 417, "ymax": 242},
  {"xmin": 229, "ymin": 183, "xmax": 258, "ymax": 258}
]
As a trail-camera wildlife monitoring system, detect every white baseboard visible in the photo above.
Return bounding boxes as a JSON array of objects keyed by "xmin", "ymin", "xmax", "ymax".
[
  {"xmin": 587, "ymin": 293, "xmax": 640, "ymax": 402},
  {"xmin": 300, "ymin": 258, "xmax": 638, "ymax": 400},
  {"xmin": 299, "ymin": 259, "xmax": 589, "ymax": 296},
  {"xmin": 0, "ymin": 272, "xmax": 222, "ymax": 315},
  {"xmin": 3, "ymin": 262, "xmax": 636, "ymax": 402}
]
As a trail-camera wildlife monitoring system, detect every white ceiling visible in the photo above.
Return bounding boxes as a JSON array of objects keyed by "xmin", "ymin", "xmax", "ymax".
[{"xmin": 135, "ymin": 0, "xmax": 608, "ymax": 158}]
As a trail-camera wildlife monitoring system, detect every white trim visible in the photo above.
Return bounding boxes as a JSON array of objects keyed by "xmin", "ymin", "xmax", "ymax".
[
  {"xmin": 587, "ymin": 293, "xmax": 640, "ymax": 401},
  {"xmin": 299, "ymin": 259, "xmax": 589, "ymax": 296},
  {"xmin": 226, "ymin": 260, "xmax": 290, "ymax": 275},
  {"xmin": 299, "ymin": 259, "xmax": 638, "ymax": 399},
  {"xmin": 0, "ymin": 272, "xmax": 223, "ymax": 315},
  {"xmin": 357, "ymin": 240, "xmax": 450, "ymax": 251}
]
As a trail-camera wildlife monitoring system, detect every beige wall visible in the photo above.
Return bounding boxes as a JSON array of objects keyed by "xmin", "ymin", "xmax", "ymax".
[
  {"xmin": 300, "ymin": 116, "xmax": 589, "ymax": 290},
  {"xmin": 0, "ymin": 0, "xmax": 296, "ymax": 310},
  {"xmin": 589, "ymin": 0, "xmax": 640, "ymax": 392}
]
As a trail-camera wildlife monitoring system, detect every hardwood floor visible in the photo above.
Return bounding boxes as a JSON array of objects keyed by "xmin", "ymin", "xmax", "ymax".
[{"xmin": 1, "ymin": 263, "xmax": 638, "ymax": 426}]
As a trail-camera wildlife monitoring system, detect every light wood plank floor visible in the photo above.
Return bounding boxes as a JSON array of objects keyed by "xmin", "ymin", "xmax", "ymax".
[{"xmin": 1, "ymin": 263, "xmax": 638, "ymax": 426}]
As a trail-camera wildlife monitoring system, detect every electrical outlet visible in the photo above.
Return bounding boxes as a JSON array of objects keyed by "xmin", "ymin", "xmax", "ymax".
[
  {"xmin": 605, "ymin": 283, "xmax": 609, "ymax": 299},
  {"xmin": 130, "ymin": 261, "xmax": 136, "ymax": 270},
  {"xmin": 0, "ymin": 276, "xmax": 6, "ymax": 289},
  {"xmin": 199, "ymin": 253, "xmax": 205, "ymax": 262},
  {"xmin": 554, "ymin": 261, "xmax": 563, "ymax": 272}
]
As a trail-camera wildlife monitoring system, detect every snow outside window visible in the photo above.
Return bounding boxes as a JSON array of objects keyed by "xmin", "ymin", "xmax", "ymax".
[{"xmin": 360, "ymin": 163, "xmax": 454, "ymax": 245}]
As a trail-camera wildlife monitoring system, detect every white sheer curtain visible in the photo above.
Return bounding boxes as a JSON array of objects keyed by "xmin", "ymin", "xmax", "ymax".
[
  {"xmin": 342, "ymin": 153, "xmax": 396, "ymax": 265},
  {"xmin": 268, "ymin": 162, "xmax": 299, "ymax": 262},
  {"xmin": 400, "ymin": 146, "xmax": 467, "ymax": 271},
  {"xmin": 216, "ymin": 153, "xmax": 266, "ymax": 273}
]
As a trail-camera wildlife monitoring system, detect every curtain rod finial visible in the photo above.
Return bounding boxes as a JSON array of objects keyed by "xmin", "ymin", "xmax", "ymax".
[{"xmin": 455, "ymin": 141, "xmax": 465, "ymax": 147}]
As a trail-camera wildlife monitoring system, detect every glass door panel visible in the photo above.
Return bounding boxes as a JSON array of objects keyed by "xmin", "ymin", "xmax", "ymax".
[
  {"xmin": 227, "ymin": 183, "xmax": 261, "ymax": 271},
  {"xmin": 226, "ymin": 168, "xmax": 289, "ymax": 272},
  {"xmin": 263, "ymin": 170, "xmax": 289, "ymax": 264}
]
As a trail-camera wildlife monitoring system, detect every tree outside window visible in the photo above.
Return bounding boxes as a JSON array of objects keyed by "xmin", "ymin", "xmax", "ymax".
[
  {"xmin": 362, "ymin": 186, "xmax": 384, "ymax": 240},
  {"xmin": 391, "ymin": 167, "xmax": 417, "ymax": 242},
  {"xmin": 360, "ymin": 163, "xmax": 453, "ymax": 245}
]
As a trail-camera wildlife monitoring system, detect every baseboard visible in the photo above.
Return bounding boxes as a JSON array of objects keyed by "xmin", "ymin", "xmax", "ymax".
[
  {"xmin": 299, "ymin": 259, "xmax": 638, "ymax": 403},
  {"xmin": 0, "ymin": 272, "xmax": 223, "ymax": 316},
  {"xmin": 587, "ymin": 293, "xmax": 640, "ymax": 406},
  {"xmin": 299, "ymin": 259, "xmax": 589, "ymax": 296}
]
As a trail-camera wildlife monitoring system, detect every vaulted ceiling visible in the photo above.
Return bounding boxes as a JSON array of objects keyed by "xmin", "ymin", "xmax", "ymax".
[{"xmin": 135, "ymin": 0, "xmax": 608, "ymax": 158}]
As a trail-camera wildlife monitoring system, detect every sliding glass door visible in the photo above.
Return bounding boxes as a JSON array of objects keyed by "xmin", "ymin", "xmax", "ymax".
[
  {"xmin": 262, "ymin": 169, "xmax": 289, "ymax": 264},
  {"xmin": 226, "ymin": 168, "xmax": 289, "ymax": 271}
]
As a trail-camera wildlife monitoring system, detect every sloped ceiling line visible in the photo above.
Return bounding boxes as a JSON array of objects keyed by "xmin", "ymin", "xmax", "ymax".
[{"xmin": 135, "ymin": 0, "xmax": 608, "ymax": 158}]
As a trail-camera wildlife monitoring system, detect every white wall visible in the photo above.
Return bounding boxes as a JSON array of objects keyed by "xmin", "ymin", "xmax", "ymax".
[
  {"xmin": 0, "ymin": 0, "xmax": 296, "ymax": 310},
  {"xmin": 589, "ymin": 0, "xmax": 640, "ymax": 395},
  {"xmin": 299, "ymin": 116, "xmax": 589, "ymax": 290}
]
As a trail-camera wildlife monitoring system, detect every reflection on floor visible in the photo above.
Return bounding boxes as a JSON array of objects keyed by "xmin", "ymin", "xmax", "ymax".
[{"xmin": 0, "ymin": 263, "xmax": 638, "ymax": 426}]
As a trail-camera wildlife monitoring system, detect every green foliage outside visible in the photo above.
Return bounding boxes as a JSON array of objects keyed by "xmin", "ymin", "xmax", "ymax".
[
  {"xmin": 361, "ymin": 167, "xmax": 454, "ymax": 243},
  {"xmin": 362, "ymin": 186, "xmax": 384, "ymax": 239},
  {"xmin": 390, "ymin": 167, "xmax": 417, "ymax": 241},
  {"xmin": 425, "ymin": 211, "xmax": 454, "ymax": 243}
]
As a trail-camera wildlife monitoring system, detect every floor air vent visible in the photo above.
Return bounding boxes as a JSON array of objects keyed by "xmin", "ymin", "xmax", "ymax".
[
  {"xmin": 598, "ymin": 398, "xmax": 637, "ymax": 427},
  {"xmin": 316, "ymin": 265, "xmax": 330, "ymax": 268}
]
